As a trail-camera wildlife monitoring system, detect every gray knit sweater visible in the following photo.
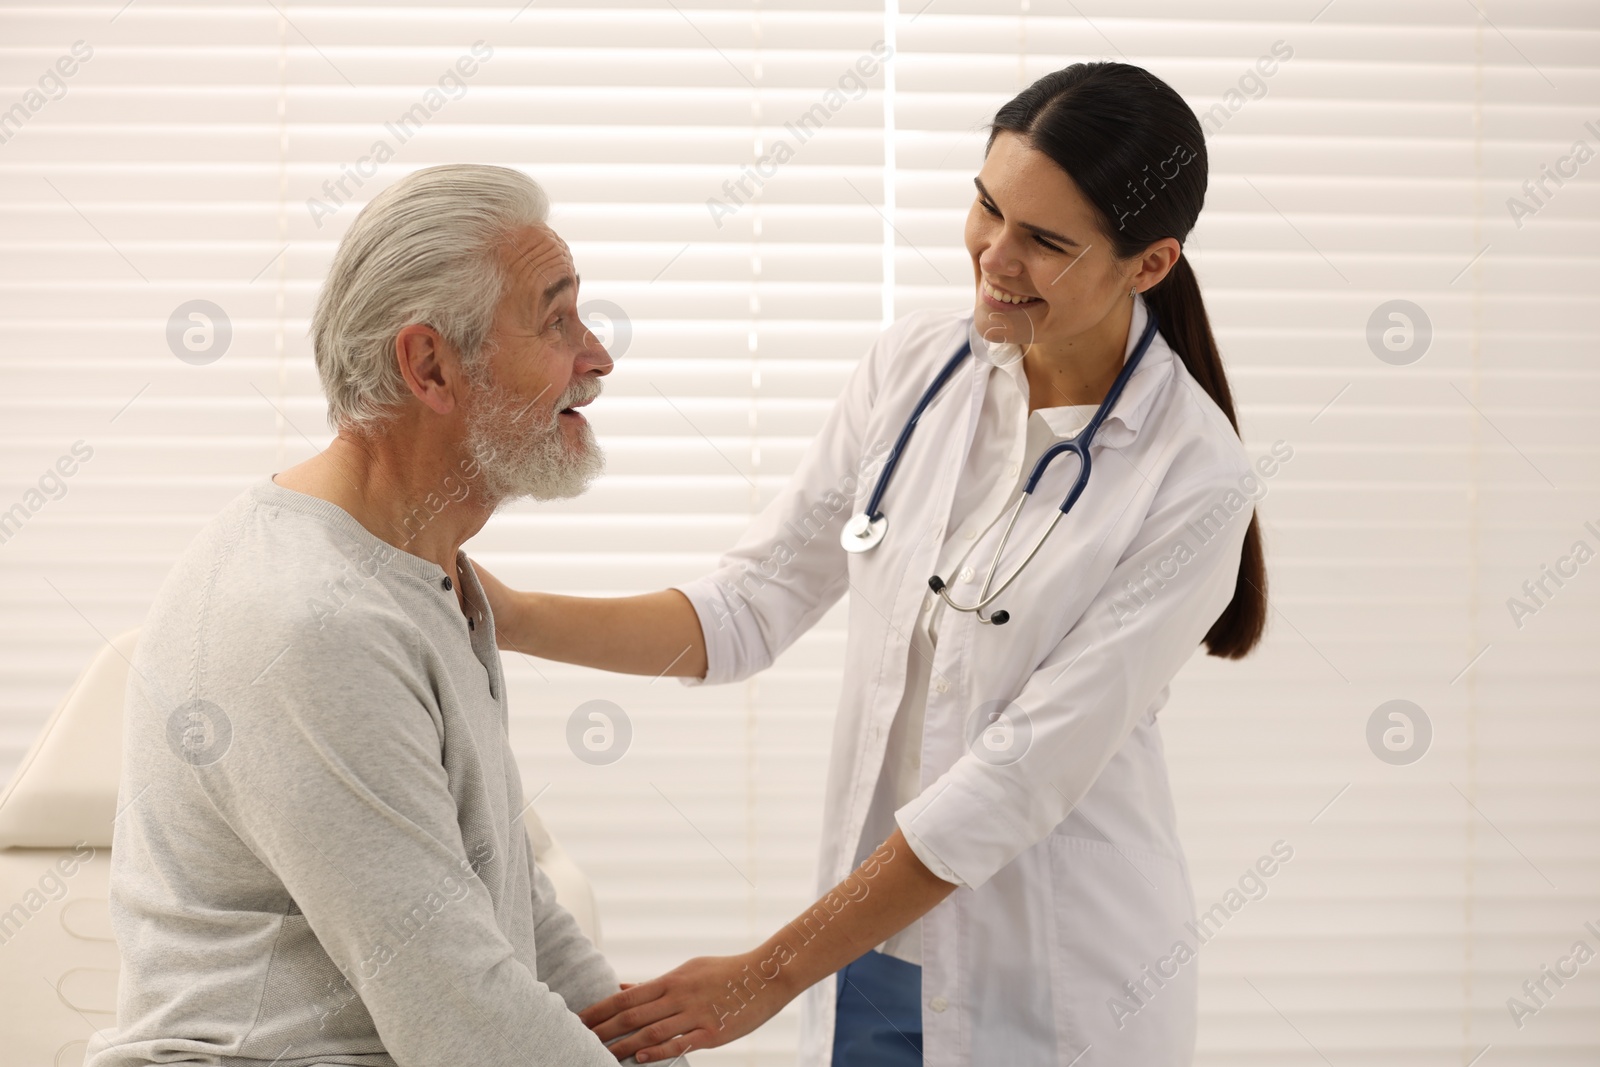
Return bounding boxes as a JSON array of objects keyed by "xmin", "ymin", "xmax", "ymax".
[{"xmin": 86, "ymin": 477, "xmax": 643, "ymax": 1067}]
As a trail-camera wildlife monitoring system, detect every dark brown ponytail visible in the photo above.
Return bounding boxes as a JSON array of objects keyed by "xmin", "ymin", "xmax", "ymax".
[{"xmin": 989, "ymin": 62, "xmax": 1266, "ymax": 658}]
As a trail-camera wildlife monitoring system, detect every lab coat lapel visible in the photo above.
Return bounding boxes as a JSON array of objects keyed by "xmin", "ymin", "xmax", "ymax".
[
  {"xmin": 841, "ymin": 324, "xmax": 989, "ymax": 885},
  {"xmin": 1093, "ymin": 297, "xmax": 1178, "ymax": 451}
]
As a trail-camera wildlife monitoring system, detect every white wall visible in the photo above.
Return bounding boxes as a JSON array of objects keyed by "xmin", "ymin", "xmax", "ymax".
[{"xmin": 1, "ymin": 2, "xmax": 1597, "ymax": 1062}]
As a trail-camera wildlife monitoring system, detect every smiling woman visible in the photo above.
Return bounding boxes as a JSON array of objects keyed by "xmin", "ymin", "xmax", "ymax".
[
  {"xmin": 971, "ymin": 62, "xmax": 1265, "ymax": 657},
  {"xmin": 482, "ymin": 59, "xmax": 1267, "ymax": 1067}
]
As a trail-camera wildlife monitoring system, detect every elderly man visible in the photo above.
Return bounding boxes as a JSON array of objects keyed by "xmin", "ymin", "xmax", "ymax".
[{"xmin": 86, "ymin": 164, "xmax": 647, "ymax": 1066}]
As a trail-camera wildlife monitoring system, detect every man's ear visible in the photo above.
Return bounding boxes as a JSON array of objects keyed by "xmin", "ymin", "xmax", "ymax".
[{"xmin": 395, "ymin": 323, "xmax": 461, "ymax": 416}]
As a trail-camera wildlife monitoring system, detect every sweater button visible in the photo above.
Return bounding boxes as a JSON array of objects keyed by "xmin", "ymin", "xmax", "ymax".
[{"xmin": 443, "ymin": 576, "xmax": 453, "ymax": 591}]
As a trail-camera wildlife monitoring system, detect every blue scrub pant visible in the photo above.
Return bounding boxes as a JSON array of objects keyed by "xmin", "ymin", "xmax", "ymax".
[{"xmin": 832, "ymin": 950, "xmax": 923, "ymax": 1066}]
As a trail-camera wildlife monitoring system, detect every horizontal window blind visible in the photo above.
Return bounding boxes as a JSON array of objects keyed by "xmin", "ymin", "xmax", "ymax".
[{"xmin": 1, "ymin": 2, "xmax": 1596, "ymax": 1064}]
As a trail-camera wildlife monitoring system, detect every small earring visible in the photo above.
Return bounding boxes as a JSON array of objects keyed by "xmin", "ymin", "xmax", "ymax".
[{"xmin": 1129, "ymin": 287, "xmax": 1138, "ymax": 298}]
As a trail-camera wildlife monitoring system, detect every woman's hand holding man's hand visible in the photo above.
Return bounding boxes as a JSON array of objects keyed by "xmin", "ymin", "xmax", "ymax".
[{"xmin": 583, "ymin": 951, "xmax": 791, "ymax": 1063}]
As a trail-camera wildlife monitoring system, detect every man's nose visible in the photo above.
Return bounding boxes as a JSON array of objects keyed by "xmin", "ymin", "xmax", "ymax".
[{"xmin": 580, "ymin": 327, "xmax": 615, "ymax": 377}]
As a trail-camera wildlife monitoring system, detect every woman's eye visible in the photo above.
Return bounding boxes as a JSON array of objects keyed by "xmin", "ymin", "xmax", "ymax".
[
  {"xmin": 980, "ymin": 198, "xmax": 1001, "ymax": 217},
  {"xmin": 1035, "ymin": 236, "xmax": 1065, "ymax": 253}
]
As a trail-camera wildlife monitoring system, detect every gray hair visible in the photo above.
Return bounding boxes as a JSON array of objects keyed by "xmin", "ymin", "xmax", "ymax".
[{"xmin": 311, "ymin": 164, "xmax": 550, "ymax": 431}]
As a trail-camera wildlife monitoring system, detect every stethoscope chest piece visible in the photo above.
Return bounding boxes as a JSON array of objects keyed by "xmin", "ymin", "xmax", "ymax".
[{"xmin": 841, "ymin": 512, "xmax": 887, "ymax": 553}]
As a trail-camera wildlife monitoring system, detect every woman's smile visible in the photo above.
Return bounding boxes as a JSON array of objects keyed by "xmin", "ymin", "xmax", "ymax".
[{"xmin": 980, "ymin": 278, "xmax": 1043, "ymax": 308}]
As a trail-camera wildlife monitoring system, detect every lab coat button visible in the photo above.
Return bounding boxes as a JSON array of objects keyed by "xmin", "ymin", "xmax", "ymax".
[
  {"xmin": 930, "ymin": 996, "xmax": 948, "ymax": 1013},
  {"xmin": 958, "ymin": 566, "xmax": 974, "ymax": 583},
  {"xmin": 934, "ymin": 678, "xmax": 949, "ymax": 694},
  {"xmin": 1006, "ymin": 463, "xmax": 1020, "ymax": 477}
]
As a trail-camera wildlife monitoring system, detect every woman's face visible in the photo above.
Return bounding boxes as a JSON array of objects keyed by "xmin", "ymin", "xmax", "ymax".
[{"xmin": 963, "ymin": 130, "xmax": 1162, "ymax": 351}]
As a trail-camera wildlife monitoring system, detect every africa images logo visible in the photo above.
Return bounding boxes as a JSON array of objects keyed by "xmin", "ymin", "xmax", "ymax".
[{"xmin": 165, "ymin": 699, "xmax": 233, "ymax": 767}]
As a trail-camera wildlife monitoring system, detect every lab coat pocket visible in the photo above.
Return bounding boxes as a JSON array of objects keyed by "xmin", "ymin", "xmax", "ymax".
[{"xmin": 1046, "ymin": 834, "xmax": 1197, "ymax": 1067}]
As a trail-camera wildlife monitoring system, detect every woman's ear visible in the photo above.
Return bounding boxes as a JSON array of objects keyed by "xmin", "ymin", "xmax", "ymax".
[{"xmin": 1133, "ymin": 237, "xmax": 1183, "ymax": 293}]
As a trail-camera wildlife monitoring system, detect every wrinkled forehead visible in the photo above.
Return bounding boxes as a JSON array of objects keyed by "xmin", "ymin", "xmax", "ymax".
[{"xmin": 500, "ymin": 223, "xmax": 575, "ymax": 306}]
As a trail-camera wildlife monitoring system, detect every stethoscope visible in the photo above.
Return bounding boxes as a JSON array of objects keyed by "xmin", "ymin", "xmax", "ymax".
[{"xmin": 839, "ymin": 308, "xmax": 1161, "ymax": 626}]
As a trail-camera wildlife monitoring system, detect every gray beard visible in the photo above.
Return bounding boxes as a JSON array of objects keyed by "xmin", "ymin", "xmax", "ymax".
[{"xmin": 463, "ymin": 375, "xmax": 604, "ymax": 507}]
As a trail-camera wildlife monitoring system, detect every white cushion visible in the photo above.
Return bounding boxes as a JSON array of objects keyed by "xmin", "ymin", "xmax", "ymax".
[
  {"xmin": 0, "ymin": 630, "xmax": 135, "ymax": 849},
  {"xmin": 0, "ymin": 844, "xmax": 117, "ymax": 1067}
]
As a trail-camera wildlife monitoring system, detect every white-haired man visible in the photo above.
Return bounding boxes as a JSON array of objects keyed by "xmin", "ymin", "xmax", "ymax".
[{"xmin": 86, "ymin": 164, "xmax": 652, "ymax": 1066}]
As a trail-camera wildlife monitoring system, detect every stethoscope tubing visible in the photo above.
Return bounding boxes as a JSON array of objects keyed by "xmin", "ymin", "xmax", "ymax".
[
  {"xmin": 917, "ymin": 309, "xmax": 1163, "ymax": 622},
  {"xmin": 870, "ymin": 307, "xmax": 1158, "ymax": 627},
  {"xmin": 863, "ymin": 342, "xmax": 973, "ymax": 523},
  {"xmin": 869, "ymin": 311, "xmax": 1159, "ymax": 525},
  {"xmin": 841, "ymin": 308, "xmax": 1163, "ymax": 622}
]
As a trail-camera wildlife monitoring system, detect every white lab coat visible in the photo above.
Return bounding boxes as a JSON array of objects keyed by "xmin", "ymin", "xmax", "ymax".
[{"xmin": 676, "ymin": 295, "xmax": 1255, "ymax": 1067}]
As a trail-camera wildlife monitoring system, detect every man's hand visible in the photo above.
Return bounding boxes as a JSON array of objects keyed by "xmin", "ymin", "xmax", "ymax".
[{"xmin": 581, "ymin": 951, "xmax": 786, "ymax": 1063}]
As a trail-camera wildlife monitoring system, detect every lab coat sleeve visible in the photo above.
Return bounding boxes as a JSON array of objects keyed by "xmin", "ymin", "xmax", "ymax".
[
  {"xmin": 895, "ymin": 441, "xmax": 1254, "ymax": 890},
  {"xmin": 672, "ymin": 316, "xmax": 920, "ymax": 687}
]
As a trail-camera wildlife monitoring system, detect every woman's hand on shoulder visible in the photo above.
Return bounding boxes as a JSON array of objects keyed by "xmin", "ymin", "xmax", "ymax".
[{"xmin": 470, "ymin": 563, "xmax": 536, "ymax": 654}]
